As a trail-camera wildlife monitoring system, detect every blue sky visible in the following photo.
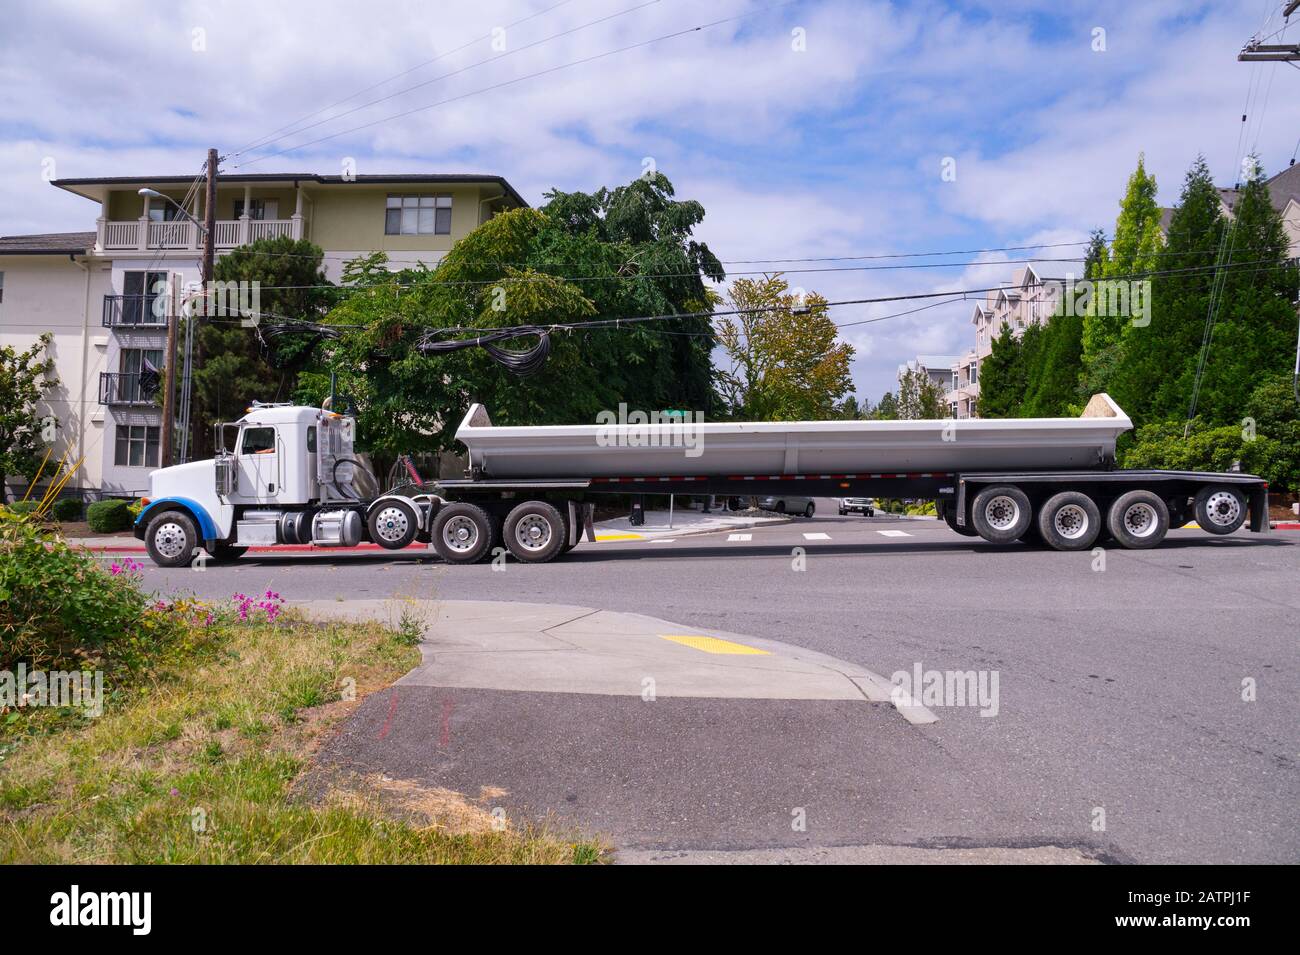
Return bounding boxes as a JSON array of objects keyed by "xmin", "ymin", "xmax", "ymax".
[{"xmin": 2, "ymin": 0, "xmax": 1297, "ymax": 401}]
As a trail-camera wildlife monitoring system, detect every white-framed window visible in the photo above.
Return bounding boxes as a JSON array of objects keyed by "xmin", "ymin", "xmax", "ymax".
[
  {"xmin": 234, "ymin": 199, "xmax": 278, "ymax": 220},
  {"xmin": 385, "ymin": 195, "xmax": 451, "ymax": 235},
  {"xmin": 968, "ymin": 362, "xmax": 978, "ymax": 384},
  {"xmin": 114, "ymin": 424, "xmax": 160, "ymax": 467}
]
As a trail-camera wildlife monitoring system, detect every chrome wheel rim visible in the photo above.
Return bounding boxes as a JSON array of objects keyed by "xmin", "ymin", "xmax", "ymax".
[
  {"xmin": 984, "ymin": 495, "xmax": 1020, "ymax": 530},
  {"xmin": 1053, "ymin": 504, "xmax": 1090, "ymax": 540},
  {"xmin": 1204, "ymin": 491, "xmax": 1241, "ymax": 528},
  {"xmin": 1123, "ymin": 503, "xmax": 1158, "ymax": 538},
  {"xmin": 374, "ymin": 506, "xmax": 410, "ymax": 543},
  {"xmin": 153, "ymin": 521, "xmax": 187, "ymax": 559},
  {"xmin": 441, "ymin": 515, "xmax": 479, "ymax": 554},
  {"xmin": 514, "ymin": 514, "xmax": 553, "ymax": 552}
]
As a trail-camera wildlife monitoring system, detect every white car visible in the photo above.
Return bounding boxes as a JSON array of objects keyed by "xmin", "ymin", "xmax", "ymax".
[
  {"xmin": 839, "ymin": 497, "xmax": 875, "ymax": 516},
  {"xmin": 757, "ymin": 495, "xmax": 816, "ymax": 518}
]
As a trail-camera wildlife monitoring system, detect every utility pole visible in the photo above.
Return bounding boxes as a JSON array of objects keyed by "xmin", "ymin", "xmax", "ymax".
[
  {"xmin": 160, "ymin": 148, "xmax": 218, "ymax": 467},
  {"xmin": 196, "ymin": 147, "xmax": 218, "ymax": 459},
  {"xmin": 1238, "ymin": 1, "xmax": 1300, "ymax": 61}
]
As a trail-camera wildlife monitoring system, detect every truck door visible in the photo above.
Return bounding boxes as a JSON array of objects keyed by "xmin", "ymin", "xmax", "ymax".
[{"xmin": 237, "ymin": 425, "xmax": 281, "ymax": 503}]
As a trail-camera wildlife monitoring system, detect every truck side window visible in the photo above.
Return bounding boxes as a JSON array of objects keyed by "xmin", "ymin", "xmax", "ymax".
[
  {"xmin": 307, "ymin": 426, "xmax": 316, "ymax": 453},
  {"xmin": 241, "ymin": 427, "xmax": 276, "ymax": 454}
]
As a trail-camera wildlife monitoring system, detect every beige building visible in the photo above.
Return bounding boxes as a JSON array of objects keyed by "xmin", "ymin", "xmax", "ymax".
[
  {"xmin": 0, "ymin": 172, "xmax": 524, "ymax": 500},
  {"xmin": 945, "ymin": 264, "xmax": 1065, "ymax": 419}
]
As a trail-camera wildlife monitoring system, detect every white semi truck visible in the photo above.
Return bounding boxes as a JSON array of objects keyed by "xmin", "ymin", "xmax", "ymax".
[{"xmin": 135, "ymin": 395, "xmax": 1270, "ymax": 566}]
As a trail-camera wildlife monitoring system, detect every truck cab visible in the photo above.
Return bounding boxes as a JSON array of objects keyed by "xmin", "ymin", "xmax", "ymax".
[{"xmin": 135, "ymin": 402, "xmax": 429, "ymax": 566}]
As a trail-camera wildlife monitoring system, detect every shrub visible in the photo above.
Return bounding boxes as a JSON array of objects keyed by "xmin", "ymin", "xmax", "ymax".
[
  {"xmin": 51, "ymin": 498, "xmax": 83, "ymax": 522},
  {"xmin": 6, "ymin": 501, "xmax": 40, "ymax": 518},
  {"xmin": 0, "ymin": 513, "xmax": 184, "ymax": 673},
  {"xmin": 86, "ymin": 498, "xmax": 134, "ymax": 533}
]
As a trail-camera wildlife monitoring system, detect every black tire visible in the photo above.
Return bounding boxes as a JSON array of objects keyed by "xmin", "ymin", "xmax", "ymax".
[
  {"xmin": 145, "ymin": 510, "xmax": 199, "ymax": 567},
  {"xmin": 1107, "ymin": 490, "xmax": 1169, "ymax": 549},
  {"xmin": 838, "ymin": 509, "xmax": 847, "ymax": 516},
  {"xmin": 1194, "ymin": 485, "xmax": 1247, "ymax": 535},
  {"xmin": 774, "ymin": 501, "xmax": 786, "ymax": 514},
  {"xmin": 970, "ymin": 485, "xmax": 1032, "ymax": 544},
  {"xmin": 940, "ymin": 499, "xmax": 980, "ymax": 538},
  {"xmin": 1037, "ymin": 491, "xmax": 1101, "ymax": 551},
  {"xmin": 803, "ymin": 503, "xmax": 815, "ymax": 518},
  {"xmin": 504, "ymin": 500, "xmax": 567, "ymax": 563},
  {"xmin": 367, "ymin": 498, "xmax": 419, "ymax": 550},
  {"xmin": 209, "ymin": 543, "xmax": 247, "ymax": 563},
  {"xmin": 431, "ymin": 502, "xmax": 495, "ymax": 564}
]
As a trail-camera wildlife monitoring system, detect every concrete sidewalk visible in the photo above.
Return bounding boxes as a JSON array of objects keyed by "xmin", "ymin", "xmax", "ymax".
[{"xmin": 290, "ymin": 598, "xmax": 930, "ymax": 718}]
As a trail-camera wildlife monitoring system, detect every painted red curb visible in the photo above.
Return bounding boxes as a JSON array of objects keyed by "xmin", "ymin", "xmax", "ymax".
[{"xmin": 1272, "ymin": 522, "xmax": 1300, "ymax": 530}]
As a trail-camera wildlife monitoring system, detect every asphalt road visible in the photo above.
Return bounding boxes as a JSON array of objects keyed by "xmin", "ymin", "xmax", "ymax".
[{"xmin": 134, "ymin": 502, "xmax": 1300, "ymax": 863}]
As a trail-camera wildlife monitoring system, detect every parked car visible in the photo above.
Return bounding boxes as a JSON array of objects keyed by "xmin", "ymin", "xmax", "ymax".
[
  {"xmin": 839, "ymin": 496, "xmax": 875, "ymax": 516},
  {"xmin": 757, "ymin": 495, "xmax": 816, "ymax": 518}
]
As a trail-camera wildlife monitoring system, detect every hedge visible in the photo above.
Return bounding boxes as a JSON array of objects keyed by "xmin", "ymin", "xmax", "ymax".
[
  {"xmin": 51, "ymin": 498, "xmax": 84, "ymax": 522},
  {"xmin": 86, "ymin": 498, "xmax": 135, "ymax": 533}
]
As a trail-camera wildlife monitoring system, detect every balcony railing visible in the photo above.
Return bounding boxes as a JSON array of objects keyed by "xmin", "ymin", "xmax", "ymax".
[
  {"xmin": 102, "ymin": 294, "xmax": 168, "ymax": 328},
  {"xmin": 96, "ymin": 217, "xmax": 302, "ymax": 252},
  {"xmin": 99, "ymin": 372, "xmax": 157, "ymax": 406}
]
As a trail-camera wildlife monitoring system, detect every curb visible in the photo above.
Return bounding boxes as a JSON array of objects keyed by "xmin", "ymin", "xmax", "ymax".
[{"xmin": 594, "ymin": 515, "xmax": 797, "ymax": 541}]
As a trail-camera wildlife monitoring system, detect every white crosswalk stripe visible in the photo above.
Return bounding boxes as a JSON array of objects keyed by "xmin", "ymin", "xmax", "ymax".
[
  {"xmin": 727, "ymin": 533, "xmax": 752, "ymax": 541},
  {"xmin": 803, "ymin": 532, "xmax": 831, "ymax": 540},
  {"xmin": 651, "ymin": 539, "xmax": 676, "ymax": 543},
  {"xmin": 877, "ymin": 529, "xmax": 912, "ymax": 537}
]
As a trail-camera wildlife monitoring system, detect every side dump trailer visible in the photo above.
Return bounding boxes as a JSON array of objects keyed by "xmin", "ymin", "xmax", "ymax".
[{"xmin": 136, "ymin": 396, "xmax": 1269, "ymax": 566}]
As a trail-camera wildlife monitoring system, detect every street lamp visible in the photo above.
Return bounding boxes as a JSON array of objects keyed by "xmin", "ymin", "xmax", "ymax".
[{"xmin": 137, "ymin": 187, "xmax": 207, "ymax": 232}]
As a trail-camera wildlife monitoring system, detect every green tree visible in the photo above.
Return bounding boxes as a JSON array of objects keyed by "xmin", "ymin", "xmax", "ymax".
[
  {"xmin": 194, "ymin": 236, "xmax": 331, "ymax": 455},
  {"xmin": 1111, "ymin": 156, "xmax": 1226, "ymax": 425},
  {"xmin": 896, "ymin": 367, "xmax": 946, "ymax": 419},
  {"xmin": 1082, "ymin": 154, "xmax": 1163, "ymax": 394},
  {"xmin": 975, "ymin": 324, "xmax": 1024, "ymax": 417},
  {"xmin": 1021, "ymin": 309, "xmax": 1084, "ymax": 417},
  {"xmin": 0, "ymin": 334, "xmax": 57, "ymax": 495},
  {"xmin": 715, "ymin": 275, "xmax": 854, "ymax": 420},
  {"xmin": 872, "ymin": 391, "xmax": 899, "ymax": 420}
]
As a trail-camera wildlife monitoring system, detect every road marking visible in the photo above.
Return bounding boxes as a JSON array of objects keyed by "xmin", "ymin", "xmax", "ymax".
[
  {"xmin": 727, "ymin": 533, "xmax": 752, "ymax": 541},
  {"xmin": 877, "ymin": 530, "xmax": 912, "ymax": 538},
  {"xmin": 803, "ymin": 532, "xmax": 831, "ymax": 540},
  {"xmin": 650, "ymin": 538, "xmax": 676, "ymax": 543},
  {"xmin": 660, "ymin": 634, "xmax": 770, "ymax": 656},
  {"xmin": 595, "ymin": 533, "xmax": 645, "ymax": 541}
]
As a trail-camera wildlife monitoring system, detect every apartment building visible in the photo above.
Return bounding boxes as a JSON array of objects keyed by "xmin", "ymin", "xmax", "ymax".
[
  {"xmin": 0, "ymin": 172, "xmax": 525, "ymax": 500},
  {"xmin": 945, "ymin": 264, "xmax": 1065, "ymax": 419}
]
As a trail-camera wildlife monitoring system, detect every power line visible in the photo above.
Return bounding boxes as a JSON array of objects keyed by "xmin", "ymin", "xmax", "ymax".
[{"xmin": 232, "ymin": 2, "xmax": 796, "ymax": 168}]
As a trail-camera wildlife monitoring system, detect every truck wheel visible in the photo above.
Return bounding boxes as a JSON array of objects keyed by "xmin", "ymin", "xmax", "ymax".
[
  {"xmin": 145, "ymin": 511, "xmax": 198, "ymax": 568},
  {"xmin": 1107, "ymin": 490, "xmax": 1168, "ymax": 549},
  {"xmin": 1194, "ymin": 485, "xmax": 1247, "ymax": 535},
  {"xmin": 209, "ymin": 543, "xmax": 247, "ymax": 563},
  {"xmin": 971, "ymin": 485, "xmax": 1032, "ymax": 544},
  {"xmin": 368, "ymin": 499, "xmax": 419, "ymax": 550},
  {"xmin": 940, "ymin": 500, "xmax": 979, "ymax": 537},
  {"xmin": 432, "ymin": 502, "xmax": 494, "ymax": 564},
  {"xmin": 504, "ymin": 500, "xmax": 566, "ymax": 563},
  {"xmin": 1037, "ymin": 491, "xmax": 1101, "ymax": 551}
]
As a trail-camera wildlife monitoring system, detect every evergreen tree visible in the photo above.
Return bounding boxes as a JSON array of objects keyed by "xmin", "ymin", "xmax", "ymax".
[
  {"xmin": 1111, "ymin": 155, "xmax": 1225, "ymax": 424},
  {"xmin": 975, "ymin": 324, "xmax": 1024, "ymax": 417},
  {"xmin": 1082, "ymin": 154, "xmax": 1164, "ymax": 394}
]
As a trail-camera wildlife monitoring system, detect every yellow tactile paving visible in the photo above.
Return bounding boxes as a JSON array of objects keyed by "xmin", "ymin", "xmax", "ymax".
[{"xmin": 659, "ymin": 634, "xmax": 770, "ymax": 655}]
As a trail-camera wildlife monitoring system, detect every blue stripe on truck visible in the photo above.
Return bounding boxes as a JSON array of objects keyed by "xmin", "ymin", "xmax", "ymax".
[{"xmin": 136, "ymin": 498, "xmax": 219, "ymax": 542}]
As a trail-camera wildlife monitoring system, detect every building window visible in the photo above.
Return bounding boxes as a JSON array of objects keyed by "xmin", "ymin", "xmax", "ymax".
[
  {"xmin": 234, "ymin": 199, "xmax": 278, "ymax": 220},
  {"xmin": 0, "ymin": 270, "xmax": 5, "ymax": 304},
  {"xmin": 385, "ymin": 195, "xmax": 451, "ymax": 235},
  {"xmin": 968, "ymin": 362, "xmax": 978, "ymax": 384},
  {"xmin": 114, "ymin": 425, "xmax": 160, "ymax": 467}
]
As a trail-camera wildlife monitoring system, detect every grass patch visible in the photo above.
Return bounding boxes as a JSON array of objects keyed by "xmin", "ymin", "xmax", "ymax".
[{"xmin": 0, "ymin": 613, "xmax": 602, "ymax": 864}]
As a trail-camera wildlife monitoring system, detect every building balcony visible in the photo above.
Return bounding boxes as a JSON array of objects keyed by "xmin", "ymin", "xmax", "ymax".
[
  {"xmin": 95, "ymin": 216, "xmax": 304, "ymax": 253},
  {"xmin": 102, "ymin": 294, "xmax": 168, "ymax": 328},
  {"xmin": 99, "ymin": 372, "xmax": 157, "ymax": 406}
]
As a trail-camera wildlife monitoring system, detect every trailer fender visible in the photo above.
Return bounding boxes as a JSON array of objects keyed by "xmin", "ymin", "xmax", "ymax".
[{"xmin": 136, "ymin": 497, "xmax": 221, "ymax": 544}]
